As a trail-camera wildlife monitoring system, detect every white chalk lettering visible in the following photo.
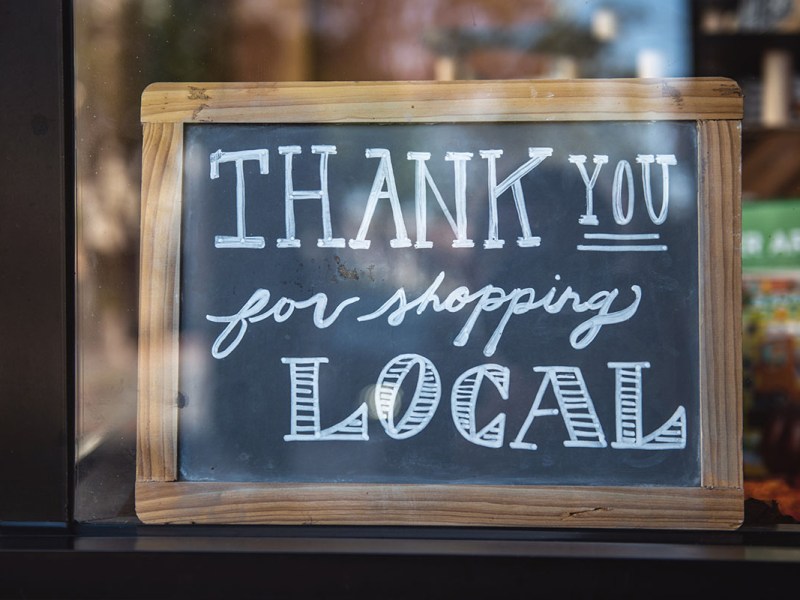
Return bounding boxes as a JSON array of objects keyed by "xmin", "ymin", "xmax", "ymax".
[
  {"xmin": 349, "ymin": 149, "xmax": 412, "ymax": 249},
  {"xmin": 609, "ymin": 361, "xmax": 686, "ymax": 449},
  {"xmin": 196, "ymin": 139, "xmax": 694, "ymax": 465},
  {"xmin": 510, "ymin": 366, "xmax": 607, "ymax": 450},
  {"xmin": 375, "ymin": 354, "xmax": 441, "ymax": 439},
  {"xmin": 206, "ymin": 290, "xmax": 359, "ymax": 359},
  {"xmin": 407, "ymin": 151, "xmax": 474, "ymax": 248},
  {"xmin": 479, "ymin": 148, "xmax": 553, "ymax": 249},
  {"xmin": 210, "ymin": 148, "xmax": 269, "ymax": 248},
  {"xmin": 277, "ymin": 145, "xmax": 345, "ymax": 248},
  {"xmin": 207, "ymin": 146, "xmax": 682, "ymax": 251},
  {"xmin": 451, "ymin": 364, "xmax": 509, "ymax": 448},
  {"xmin": 568, "ymin": 286, "xmax": 642, "ymax": 349},
  {"xmin": 612, "ymin": 159, "xmax": 635, "ymax": 225},
  {"xmin": 637, "ymin": 154, "xmax": 677, "ymax": 225},
  {"xmin": 569, "ymin": 154, "xmax": 608, "ymax": 226},
  {"xmin": 578, "ymin": 233, "xmax": 667, "ymax": 253},
  {"xmin": 282, "ymin": 357, "xmax": 368, "ymax": 441},
  {"xmin": 267, "ymin": 357, "xmax": 686, "ymax": 450},
  {"xmin": 358, "ymin": 272, "xmax": 641, "ymax": 357}
]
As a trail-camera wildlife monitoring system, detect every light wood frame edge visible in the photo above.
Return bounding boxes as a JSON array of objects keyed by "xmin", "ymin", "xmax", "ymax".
[
  {"xmin": 136, "ymin": 481, "xmax": 742, "ymax": 528},
  {"xmin": 141, "ymin": 78, "xmax": 743, "ymax": 124},
  {"xmin": 136, "ymin": 81, "xmax": 743, "ymax": 529},
  {"xmin": 699, "ymin": 120, "xmax": 743, "ymax": 493},
  {"xmin": 138, "ymin": 122, "xmax": 182, "ymax": 482}
]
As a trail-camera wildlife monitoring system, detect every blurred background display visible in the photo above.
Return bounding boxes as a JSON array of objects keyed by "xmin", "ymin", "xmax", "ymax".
[
  {"xmin": 742, "ymin": 200, "xmax": 800, "ymax": 522},
  {"xmin": 74, "ymin": 0, "xmax": 800, "ymax": 524}
]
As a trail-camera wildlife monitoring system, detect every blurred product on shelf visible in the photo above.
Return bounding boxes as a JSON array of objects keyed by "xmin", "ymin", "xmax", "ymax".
[
  {"xmin": 745, "ymin": 478, "xmax": 800, "ymax": 522},
  {"xmin": 743, "ymin": 199, "xmax": 800, "ymax": 522},
  {"xmin": 700, "ymin": 0, "xmax": 800, "ymax": 34}
]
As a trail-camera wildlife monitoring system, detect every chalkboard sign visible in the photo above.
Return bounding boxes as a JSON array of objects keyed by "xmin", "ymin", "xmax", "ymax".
[{"xmin": 137, "ymin": 80, "xmax": 744, "ymax": 528}]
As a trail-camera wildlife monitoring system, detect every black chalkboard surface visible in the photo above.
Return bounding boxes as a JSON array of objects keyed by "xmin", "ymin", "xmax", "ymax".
[
  {"xmin": 137, "ymin": 80, "xmax": 743, "ymax": 528},
  {"xmin": 178, "ymin": 121, "xmax": 699, "ymax": 486}
]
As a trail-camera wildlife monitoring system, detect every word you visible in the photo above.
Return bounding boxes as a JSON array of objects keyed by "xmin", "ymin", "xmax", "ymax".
[
  {"xmin": 209, "ymin": 145, "xmax": 678, "ymax": 251},
  {"xmin": 280, "ymin": 354, "xmax": 686, "ymax": 451},
  {"xmin": 206, "ymin": 272, "xmax": 642, "ymax": 359}
]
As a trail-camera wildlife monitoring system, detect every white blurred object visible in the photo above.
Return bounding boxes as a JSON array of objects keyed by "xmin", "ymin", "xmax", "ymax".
[
  {"xmin": 434, "ymin": 55, "xmax": 456, "ymax": 81},
  {"xmin": 762, "ymin": 49, "xmax": 794, "ymax": 127},
  {"xmin": 636, "ymin": 49, "xmax": 665, "ymax": 78},
  {"xmin": 551, "ymin": 56, "xmax": 579, "ymax": 79},
  {"xmin": 592, "ymin": 8, "xmax": 617, "ymax": 41}
]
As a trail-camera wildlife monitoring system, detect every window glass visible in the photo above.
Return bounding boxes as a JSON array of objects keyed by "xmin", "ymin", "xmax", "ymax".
[{"xmin": 80, "ymin": 0, "xmax": 800, "ymax": 526}]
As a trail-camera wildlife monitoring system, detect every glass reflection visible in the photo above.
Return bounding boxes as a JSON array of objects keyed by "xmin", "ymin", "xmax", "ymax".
[{"xmin": 76, "ymin": 0, "xmax": 693, "ymax": 521}]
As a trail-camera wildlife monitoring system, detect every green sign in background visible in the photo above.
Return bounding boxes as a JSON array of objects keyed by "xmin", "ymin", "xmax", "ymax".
[{"xmin": 742, "ymin": 199, "xmax": 800, "ymax": 270}]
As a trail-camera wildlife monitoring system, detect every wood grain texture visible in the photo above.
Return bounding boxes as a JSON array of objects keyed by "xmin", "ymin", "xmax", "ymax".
[
  {"xmin": 136, "ymin": 481, "xmax": 743, "ymax": 529},
  {"xmin": 137, "ymin": 122, "xmax": 183, "ymax": 482},
  {"xmin": 141, "ymin": 78, "xmax": 743, "ymax": 124},
  {"xmin": 698, "ymin": 120, "xmax": 743, "ymax": 494}
]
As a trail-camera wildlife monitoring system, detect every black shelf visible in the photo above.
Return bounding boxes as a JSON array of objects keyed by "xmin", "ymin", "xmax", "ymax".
[{"xmin": 695, "ymin": 34, "xmax": 800, "ymax": 79}]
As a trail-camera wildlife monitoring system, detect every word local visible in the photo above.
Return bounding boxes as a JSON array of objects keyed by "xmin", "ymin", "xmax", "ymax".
[
  {"xmin": 280, "ymin": 354, "xmax": 686, "ymax": 451},
  {"xmin": 209, "ymin": 145, "xmax": 678, "ymax": 250}
]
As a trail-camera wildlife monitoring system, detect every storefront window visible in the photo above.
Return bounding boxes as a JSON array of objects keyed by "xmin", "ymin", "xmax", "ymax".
[{"xmin": 75, "ymin": 0, "xmax": 800, "ymax": 526}]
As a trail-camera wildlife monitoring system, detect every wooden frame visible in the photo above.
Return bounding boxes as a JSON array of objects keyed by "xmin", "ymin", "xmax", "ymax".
[{"xmin": 138, "ymin": 79, "xmax": 743, "ymax": 528}]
